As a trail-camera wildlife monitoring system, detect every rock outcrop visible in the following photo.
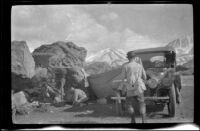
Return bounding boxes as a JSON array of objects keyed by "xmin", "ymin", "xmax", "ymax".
[
  {"xmin": 32, "ymin": 41, "xmax": 88, "ymax": 102},
  {"xmin": 33, "ymin": 41, "xmax": 87, "ymax": 68},
  {"xmin": 11, "ymin": 41, "xmax": 35, "ymax": 92},
  {"xmin": 12, "ymin": 73, "xmax": 33, "ymax": 92},
  {"xmin": 11, "ymin": 41, "xmax": 35, "ymax": 78}
]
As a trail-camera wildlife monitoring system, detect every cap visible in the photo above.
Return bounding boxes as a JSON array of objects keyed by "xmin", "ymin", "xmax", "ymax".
[{"xmin": 127, "ymin": 51, "xmax": 137, "ymax": 58}]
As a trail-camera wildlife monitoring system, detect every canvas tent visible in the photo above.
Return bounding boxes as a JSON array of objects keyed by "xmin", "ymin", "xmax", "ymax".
[{"xmin": 88, "ymin": 67, "xmax": 124, "ymax": 98}]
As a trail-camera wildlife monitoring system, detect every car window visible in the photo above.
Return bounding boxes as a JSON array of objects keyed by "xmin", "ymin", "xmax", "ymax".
[
  {"xmin": 137, "ymin": 52, "xmax": 167, "ymax": 68},
  {"xmin": 150, "ymin": 56, "xmax": 166, "ymax": 62}
]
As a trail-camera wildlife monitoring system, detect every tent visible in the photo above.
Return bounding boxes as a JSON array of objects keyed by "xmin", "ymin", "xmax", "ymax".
[{"xmin": 88, "ymin": 67, "xmax": 124, "ymax": 98}]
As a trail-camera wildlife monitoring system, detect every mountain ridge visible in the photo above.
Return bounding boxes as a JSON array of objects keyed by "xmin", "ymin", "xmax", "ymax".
[
  {"xmin": 166, "ymin": 35, "xmax": 193, "ymax": 65},
  {"xmin": 86, "ymin": 35, "xmax": 193, "ymax": 66},
  {"xmin": 86, "ymin": 48, "xmax": 127, "ymax": 67}
]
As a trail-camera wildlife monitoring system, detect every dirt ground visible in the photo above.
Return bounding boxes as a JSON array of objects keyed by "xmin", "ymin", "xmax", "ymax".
[{"xmin": 13, "ymin": 75, "xmax": 194, "ymax": 124}]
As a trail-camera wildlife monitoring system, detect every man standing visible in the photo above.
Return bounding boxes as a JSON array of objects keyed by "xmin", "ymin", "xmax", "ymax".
[
  {"xmin": 119, "ymin": 51, "xmax": 147, "ymax": 123},
  {"xmin": 54, "ymin": 68, "xmax": 67, "ymax": 102}
]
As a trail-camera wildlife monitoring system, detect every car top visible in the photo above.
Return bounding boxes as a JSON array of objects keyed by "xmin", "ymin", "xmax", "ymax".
[{"xmin": 132, "ymin": 46, "xmax": 176, "ymax": 54}]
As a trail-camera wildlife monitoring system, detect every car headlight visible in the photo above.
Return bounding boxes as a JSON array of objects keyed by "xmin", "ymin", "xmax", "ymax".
[{"xmin": 147, "ymin": 78, "xmax": 158, "ymax": 89}]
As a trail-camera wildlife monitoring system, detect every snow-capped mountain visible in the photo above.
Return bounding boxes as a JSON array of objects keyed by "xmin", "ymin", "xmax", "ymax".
[
  {"xmin": 86, "ymin": 48, "xmax": 128, "ymax": 67},
  {"xmin": 166, "ymin": 35, "xmax": 193, "ymax": 65},
  {"xmin": 176, "ymin": 54, "xmax": 193, "ymax": 65},
  {"xmin": 86, "ymin": 36, "xmax": 193, "ymax": 67}
]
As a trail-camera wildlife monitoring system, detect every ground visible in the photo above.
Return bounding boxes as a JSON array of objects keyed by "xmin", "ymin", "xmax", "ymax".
[{"xmin": 13, "ymin": 75, "xmax": 194, "ymax": 124}]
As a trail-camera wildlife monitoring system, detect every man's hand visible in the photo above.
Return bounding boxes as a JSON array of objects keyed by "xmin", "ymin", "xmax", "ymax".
[{"xmin": 118, "ymin": 82, "xmax": 124, "ymax": 90}]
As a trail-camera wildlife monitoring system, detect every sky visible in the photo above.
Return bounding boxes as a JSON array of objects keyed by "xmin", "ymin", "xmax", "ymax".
[{"xmin": 11, "ymin": 4, "xmax": 193, "ymax": 56}]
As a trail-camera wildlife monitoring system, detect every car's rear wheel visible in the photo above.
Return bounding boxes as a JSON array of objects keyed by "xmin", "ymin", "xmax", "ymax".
[{"xmin": 167, "ymin": 83, "xmax": 176, "ymax": 117}]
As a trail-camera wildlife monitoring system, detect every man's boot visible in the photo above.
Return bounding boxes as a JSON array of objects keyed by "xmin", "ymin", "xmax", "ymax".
[
  {"xmin": 121, "ymin": 101, "xmax": 126, "ymax": 112},
  {"xmin": 131, "ymin": 113, "xmax": 136, "ymax": 123},
  {"xmin": 142, "ymin": 114, "xmax": 147, "ymax": 123},
  {"xmin": 140, "ymin": 102, "xmax": 147, "ymax": 123},
  {"xmin": 128, "ymin": 105, "xmax": 136, "ymax": 123},
  {"xmin": 175, "ymin": 87, "xmax": 181, "ymax": 104}
]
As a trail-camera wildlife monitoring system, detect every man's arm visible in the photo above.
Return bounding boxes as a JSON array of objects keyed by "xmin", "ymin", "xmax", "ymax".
[
  {"xmin": 72, "ymin": 90, "xmax": 78, "ymax": 104},
  {"xmin": 121, "ymin": 64, "xmax": 127, "ymax": 80},
  {"xmin": 117, "ymin": 64, "xmax": 127, "ymax": 91},
  {"xmin": 141, "ymin": 67, "xmax": 147, "ymax": 81},
  {"xmin": 60, "ymin": 78, "xmax": 66, "ymax": 97}
]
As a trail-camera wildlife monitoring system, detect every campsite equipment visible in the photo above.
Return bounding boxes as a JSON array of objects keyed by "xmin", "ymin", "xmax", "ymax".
[{"xmin": 88, "ymin": 67, "xmax": 123, "ymax": 98}]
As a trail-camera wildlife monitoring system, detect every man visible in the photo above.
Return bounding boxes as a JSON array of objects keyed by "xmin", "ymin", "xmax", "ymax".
[
  {"xmin": 54, "ymin": 68, "xmax": 67, "ymax": 102},
  {"xmin": 119, "ymin": 51, "xmax": 147, "ymax": 123},
  {"xmin": 66, "ymin": 87, "xmax": 88, "ymax": 106}
]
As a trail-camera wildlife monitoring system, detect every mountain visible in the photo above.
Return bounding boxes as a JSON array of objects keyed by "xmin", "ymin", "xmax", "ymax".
[
  {"xmin": 86, "ymin": 48, "xmax": 128, "ymax": 67},
  {"xmin": 86, "ymin": 35, "xmax": 193, "ymax": 69},
  {"xmin": 167, "ymin": 35, "xmax": 193, "ymax": 56},
  {"xmin": 177, "ymin": 59, "xmax": 194, "ymax": 75},
  {"xmin": 166, "ymin": 35, "xmax": 193, "ymax": 65},
  {"xmin": 182, "ymin": 59, "xmax": 194, "ymax": 69}
]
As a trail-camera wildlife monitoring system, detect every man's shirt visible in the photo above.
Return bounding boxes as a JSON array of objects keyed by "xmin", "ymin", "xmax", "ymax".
[
  {"xmin": 73, "ymin": 89, "xmax": 87, "ymax": 102},
  {"xmin": 66, "ymin": 88, "xmax": 87, "ymax": 103},
  {"xmin": 121, "ymin": 60, "xmax": 147, "ymax": 94}
]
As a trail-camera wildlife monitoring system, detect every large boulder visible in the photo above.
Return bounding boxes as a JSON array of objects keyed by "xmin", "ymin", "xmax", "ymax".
[
  {"xmin": 32, "ymin": 41, "xmax": 86, "ymax": 68},
  {"xmin": 32, "ymin": 41, "xmax": 88, "ymax": 101},
  {"xmin": 11, "ymin": 41, "xmax": 35, "ymax": 92},
  {"xmin": 12, "ymin": 91, "xmax": 29, "ymax": 108},
  {"xmin": 12, "ymin": 73, "xmax": 33, "ymax": 92},
  {"xmin": 11, "ymin": 41, "xmax": 35, "ymax": 78}
]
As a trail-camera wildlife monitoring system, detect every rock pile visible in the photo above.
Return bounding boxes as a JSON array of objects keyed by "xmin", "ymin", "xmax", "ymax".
[
  {"xmin": 11, "ymin": 41, "xmax": 92, "ymax": 116},
  {"xmin": 32, "ymin": 41, "xmax": 88, "ymax": 102}
]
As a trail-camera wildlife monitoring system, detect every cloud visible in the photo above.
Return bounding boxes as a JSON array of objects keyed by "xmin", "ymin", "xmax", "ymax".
[
  {"xmin": 101, "ymin": 12, "xmax": 119, "ymax": 21},
  {"xmin": 12, "ymin": 5, "xmax": 161, "ymax": 56},
  {"xmin": 64, "ymin": 8, "xmax": 161, "ymax": 55},
  {"xmin": 122, "ymin": 28, "xmax": 161, "ymax": 50},
  {"xmin": 12, "ymin": 5, "xmax": 74, "ymax": 48}
]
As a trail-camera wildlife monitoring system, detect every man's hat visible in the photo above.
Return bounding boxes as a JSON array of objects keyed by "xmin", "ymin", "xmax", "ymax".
[{"xmin": 127, "ymin": 51, "xmax": 137, "ymax": 58}]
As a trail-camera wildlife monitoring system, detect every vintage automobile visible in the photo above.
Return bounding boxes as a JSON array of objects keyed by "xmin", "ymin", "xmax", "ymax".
[
  {"xmin": 133, "ymin": 46, "xmax": 181, "ymax": 117},
  {"xmin": 88, "ymin": 46, "xmax": 181, "ymax": 117}
]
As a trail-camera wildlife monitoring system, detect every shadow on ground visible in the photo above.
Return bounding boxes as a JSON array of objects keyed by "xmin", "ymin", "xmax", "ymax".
[
  {"xmin": 64, "ymin": 103, "xmax": 117, "ymax": 117},
  {"xmin": 64, "ymin": 100, "xmax": 166, "ymax": 118}
]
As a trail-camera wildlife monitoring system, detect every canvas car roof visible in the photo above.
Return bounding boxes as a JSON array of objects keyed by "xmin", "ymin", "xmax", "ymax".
[{"xmin": 132, "ymin": 46, "xmax": 175, "ymax": 54}]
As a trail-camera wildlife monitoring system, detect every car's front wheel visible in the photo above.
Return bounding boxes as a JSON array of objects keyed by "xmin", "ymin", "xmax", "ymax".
[{"xmin": 167, "ymin": 83, "xmax": 176, "ymax": 117}]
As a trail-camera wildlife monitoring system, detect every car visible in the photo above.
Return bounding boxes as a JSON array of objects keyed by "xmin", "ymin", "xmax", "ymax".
[{"xmin": 133, "ymin": 46, "xmax": 181, "ymax": 117}]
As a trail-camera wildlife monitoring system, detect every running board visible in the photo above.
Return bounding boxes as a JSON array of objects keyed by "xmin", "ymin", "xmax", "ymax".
[
  {"xmin": 111, "ymin": 96, "xmax": 169, "ymax": 100},
  {"xmin": 144, "ymin": 96, "xmax": 169, "ymax": 100}
]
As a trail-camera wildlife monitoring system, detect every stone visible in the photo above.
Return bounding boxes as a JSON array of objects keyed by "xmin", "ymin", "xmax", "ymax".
[
  {"xmin": 12, "ymin": 91, "xmax": 28, "ymax": 108},
  {"xmin": 11, "ymin": 41, "xmax": 35, "ymax": 78},
  {"xmin": 12, "ymin": 73, "xmax": 33, "ymax": 93},
  {"xmin": 11, "ymin": 41, "xmax": 35, "ymax": 93},
  {"xmin": 32, "ymin": 41, "xmax": 87, "ymax": 68}
]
